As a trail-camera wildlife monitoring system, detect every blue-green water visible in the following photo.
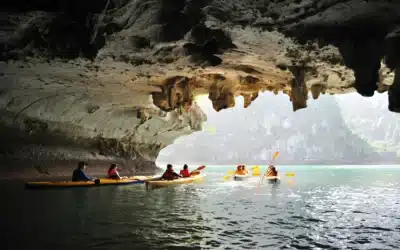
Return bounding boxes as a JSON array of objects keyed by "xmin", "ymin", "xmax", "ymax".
[{"xmin": 2, "ymin": 165, "xmax": 400, "ymax": 249}]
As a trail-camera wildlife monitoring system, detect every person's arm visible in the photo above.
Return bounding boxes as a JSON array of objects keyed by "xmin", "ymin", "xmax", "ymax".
[
  {"xmin": 116, "ymin": 171, "xmax": 122, "ymax": 179},
  {"xmin": 173, "ymin": 172, "xmax": 182, "ymax": 178},
  {"xmin": 82, "ymin": 171, "xmax": 94, "ymax": 181}
]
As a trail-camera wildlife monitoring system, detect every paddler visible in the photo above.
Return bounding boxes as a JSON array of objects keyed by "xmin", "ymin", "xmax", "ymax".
[
  {"xmin": 107, "ymin": 164, "xmax": 123, "ymax": 179},
  {"xmin": 180, "ymin": 164, "xmax": 191, "ymax": 178},
  {"xmin": 266, "ymin": 164, "xmax": 278, "ymax": 177},
  {"xmin": 72, "ymin": 161, "xmax": 95, "ymax": 182},
  {"xmin": 242, "ymin": 165, "xmax": 249, "ymax": 174},
  {"xmin": 161, "ymin": 164, "xmax": 182, "ymax": 180},
  {"xmin": 234, "ymin": 165, "xmax": 246, "ymax": 175}
]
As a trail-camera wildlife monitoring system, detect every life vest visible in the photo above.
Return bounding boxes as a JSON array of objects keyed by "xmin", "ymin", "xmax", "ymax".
[
  {"xmin": 162, "ymin": 169, "xmax": 175, "ymax": 179},
  {"xmin": 235, "ymin": 170, "xmax": 247, "ymax": 175},
  {"xmin": 108, "ymin": 168, "xmax": 118, "ymax": 177},
  {"xmin": 266, "ymin": 167, "xmax": 277, "ymax": 177},
  {"xmin": 180, "ymin": 169, "xmax": 190, "ymax": 177}
]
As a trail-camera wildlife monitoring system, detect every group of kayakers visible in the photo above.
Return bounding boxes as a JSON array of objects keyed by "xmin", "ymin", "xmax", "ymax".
[
  {"xmin": 233, "ymin": 164, "xmax": 278, "ymax": 177},
  {"xmin": 71, "ymin": 161, "xmax": 202, "ymax": 182},
  {"xmin": 72, "ymin": 161, "xmax": 125, "ymax": 182},
  {"xmin": 71, "ymin": 160, "xmax": 278, "ymax": 182},
  {"xmin": 161, "ymin": 164, "xmax": 201, "ymax": 180}
]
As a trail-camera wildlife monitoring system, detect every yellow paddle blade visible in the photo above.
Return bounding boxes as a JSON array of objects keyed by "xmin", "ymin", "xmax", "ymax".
[
  {"xmin": 227, "ymin": 170, "xmax": 235, "ymax": 175},
  {"xmin": 223, "ymin": 175, "xmax": 232, "ymax": 180},
  {"xmin": 272, "ymin": 151, "xmax": 279, "ymax": 160},
  {"xmin": 208, "ymin": 125, "xmax": 216, "ymax": 134},
  {"xmin": 252, "ymin": 166, "xmax": 261, "ymax": 176},
  {"xmin": 285, "ymin": 172, "xmax": 295, "ymax": 177},
  {"xmin": 202, "ymin": 124, "xmax": 216, "ymax": 135}
]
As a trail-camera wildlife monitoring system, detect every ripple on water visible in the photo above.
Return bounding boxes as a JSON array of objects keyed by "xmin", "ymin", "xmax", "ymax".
[{"xmin": 2, "ymin": 168, "xmax": 400, "ymax": 249}]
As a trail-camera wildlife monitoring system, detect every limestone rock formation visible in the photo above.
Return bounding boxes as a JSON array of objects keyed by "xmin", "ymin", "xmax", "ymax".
[
  {"xmin": 0, "ymin": 0, "xmax": 400, "ymax": 177},
  {"xmin": 158, "ymin": 93, "xmax": 396, "ymax": 165}
]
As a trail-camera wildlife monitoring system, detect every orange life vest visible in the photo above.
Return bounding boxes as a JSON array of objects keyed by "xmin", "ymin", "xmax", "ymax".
[
  {"xmin": 108, "ymin": 168, "xmax": 118, "ymax": 178},
  {"xmin": 180, "ymin": 169, "xmax": 190, "ymax": 177}
]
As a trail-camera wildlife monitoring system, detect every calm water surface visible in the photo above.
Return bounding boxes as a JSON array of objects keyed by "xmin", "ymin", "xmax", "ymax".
[{"xmin": 2, "ymin": 165, "xmax": 400, "ymax": 249}]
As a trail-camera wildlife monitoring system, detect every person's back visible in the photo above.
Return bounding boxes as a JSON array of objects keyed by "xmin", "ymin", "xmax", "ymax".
[
  {"xmin": 266, "ymin": 165, "xmax": 278, "ymax": 177},
  {"xmin": 235, "ymin": 165, "xmax": 246, "ymax": 175},
  {"xmin": 72, "ymin": 161, "xmax": 93, "ymax": 182},
  {"xmin": 72, "ymin": 168, "xmax": 82, "ymax": 181},
  {"xmin": 162, "ymin": 164, "xmax": 181, "ymax": 180},
  {"xmin": 180, "ymin": 164, "xmax": 190, "ymax": 178}
]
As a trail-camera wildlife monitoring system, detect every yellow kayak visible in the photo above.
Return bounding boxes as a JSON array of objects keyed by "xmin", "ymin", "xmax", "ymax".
[
  {"xmin": 25, "ymin": 176, "xmax": 153, "ymax": 189},
  {"xmin": 145, "ymin": 175, "xmax": 205, "ymax": 188}
]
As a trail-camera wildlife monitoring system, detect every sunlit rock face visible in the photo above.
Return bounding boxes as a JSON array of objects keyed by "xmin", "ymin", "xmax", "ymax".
[{"xmin": 0, "ymin": 0, "xmax": 400, "ymax": 177}]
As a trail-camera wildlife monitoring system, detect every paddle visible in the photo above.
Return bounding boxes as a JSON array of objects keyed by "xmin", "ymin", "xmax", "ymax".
[
  {"xmin": 251, "ymin": 166, "xmax": 261, "ymax": 176},
  {"xmin": 190, "ymin": 165, "xmax": 206, "ymax": 176},
  {"xmin": 223, "ymin": 170, "xmax": 235, "ymax": 180},
  {"xmin": 257, "ymin": 151, "xmax": 279, "ymax": 188},
  {"xmin": 196, "ymin": 165, "xmax": 206, "ymax": 171}
]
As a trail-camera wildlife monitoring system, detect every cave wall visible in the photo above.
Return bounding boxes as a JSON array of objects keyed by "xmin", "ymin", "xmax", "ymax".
[{"xmin": 0, "ymin": 61, "xmax": 206, "ymax": 178}]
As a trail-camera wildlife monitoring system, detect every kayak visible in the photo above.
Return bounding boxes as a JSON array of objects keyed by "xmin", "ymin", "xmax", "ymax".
[
  {"xmin": 25, "ymin": 176, "xmax": 152, "ymax": 189},
  {"xmin": 145, "ymin": 175, "xmax": 205, "ymax": 188},
  {"xmin": 233, "ymin": 174, "xmax": 250, "ymax": 181},
  {"xmin": 266, "ymin": 176, "xmax": 280, "ymax": 184}
]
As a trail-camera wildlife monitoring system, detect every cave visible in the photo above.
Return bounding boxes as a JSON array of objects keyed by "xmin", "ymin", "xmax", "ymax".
[{"xmin": 1, "ymin": 0, "xmax": 400, "ymax": 179}]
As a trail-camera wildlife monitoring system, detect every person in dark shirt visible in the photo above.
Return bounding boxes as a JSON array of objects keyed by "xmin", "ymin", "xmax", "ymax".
[
  {"xmin": 72, "ymin": 161, "xmax": 95, "ymax": 182},
  {"xmin": 161, "ymin": 164, "xmax": 181, "ymax": 180}
]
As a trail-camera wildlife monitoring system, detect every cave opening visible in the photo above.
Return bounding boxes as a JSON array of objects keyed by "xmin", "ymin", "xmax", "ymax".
[{"xmin": 157, "ymin": 92, "xmax": 400, "ymax": 167}]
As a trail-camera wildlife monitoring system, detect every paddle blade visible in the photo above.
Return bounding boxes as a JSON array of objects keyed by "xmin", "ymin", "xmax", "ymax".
[
  {"xmin": 252, "ymin": 166, "xmax": 261, "ymax": 176},
  {"xmin": 207, "ymin": 125, "xmax": 216, "ymax": 135},
  {"xmin": 227, "ymin": 170, "xmax": 235, "ymax": 175},
  {"xmin": 285, "ymin": 172, "xmax": 295, "ymax": 177},
  {"xmin": 272, "ymin": 151, "xmax": 279, "ymax": 160},
  {"xmin": 197, "ymin": 165, "xmax": 206, "ymax": 171}
]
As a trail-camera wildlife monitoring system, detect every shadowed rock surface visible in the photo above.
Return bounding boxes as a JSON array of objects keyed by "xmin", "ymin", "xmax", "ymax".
[{"xmin": 0, "ymin": 0, "xmax": 399, "ymax": 178}]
